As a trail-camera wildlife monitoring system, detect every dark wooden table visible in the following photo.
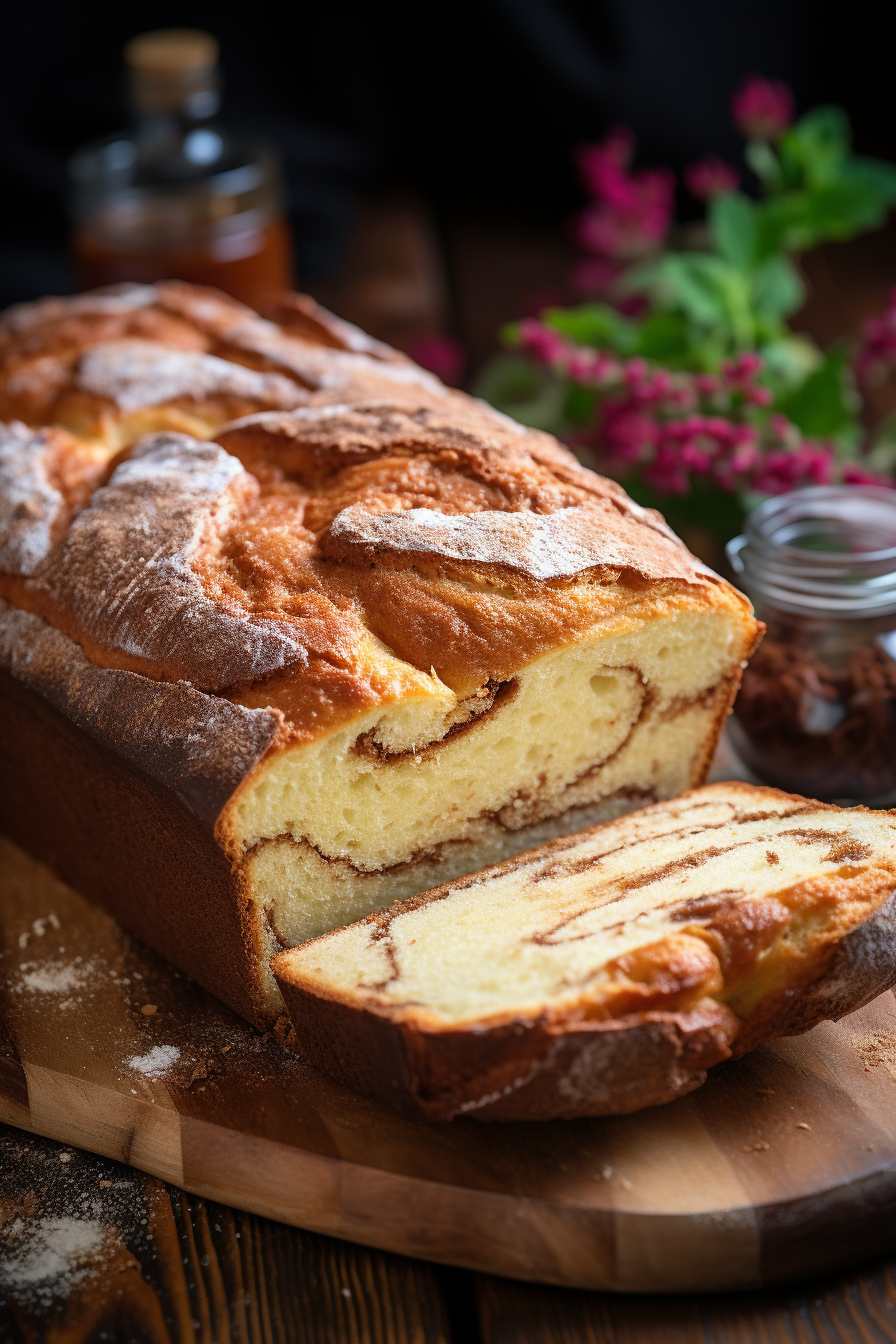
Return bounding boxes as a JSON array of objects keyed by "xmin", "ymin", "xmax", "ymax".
[{"xmin": 3, "ymin": 1120, "xmax": 896, "ymax": 1344}]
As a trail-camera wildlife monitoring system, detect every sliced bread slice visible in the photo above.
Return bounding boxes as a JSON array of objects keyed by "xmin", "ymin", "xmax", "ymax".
[{"xmin": 272, "ymin": 783, "xmax": 896, "ymax": 1121}]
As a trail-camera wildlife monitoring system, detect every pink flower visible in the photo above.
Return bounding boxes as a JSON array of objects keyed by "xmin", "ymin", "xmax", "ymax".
[
  {"xmin": 732, "ymin": 76, "xmax": 794, "ymax": 142},
  {"xmin": 515, "ymin": 319, "xmax": 878, "ymax": 499},
  {"xmin": 518, "ymin": 318, "xmax": 570, "ymax": 369},
  {"xmin": 577, "ymin": 129, "xmax": 636, "ymax": 199},
  {"xmin": 842, "ymin": 464, "xmax": 893, "ymax": 488},
  {"xmin": 855, "ymin": 288, "xmax": 896, "ymax": 386},
  {"xmin": 722, "ymin": 352, "xmax": 764, "ymax": 379},
  {"xmin": 685, "ymin": 156, "xmax": 739, "ymax": 200},
  {"xmin": 602, "ymin": 404, "xmax": 658, "ymax": 462},
  {"xmin": 407, "ymin": 335, "xmax": 466, "ymax": 385},
  {"xmin": 574, "ymin": 129, "xmax": 674, "ymax": 264}
]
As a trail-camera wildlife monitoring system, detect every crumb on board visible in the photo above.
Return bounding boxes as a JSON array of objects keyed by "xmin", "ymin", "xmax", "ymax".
[{"xmin": 857, "ymin": 1031, "xmax": 896, "ymax": 1080}]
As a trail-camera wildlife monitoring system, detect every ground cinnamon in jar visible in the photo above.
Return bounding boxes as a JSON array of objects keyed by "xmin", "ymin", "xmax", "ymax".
[
  {"xmin": 731, "ymin": 632, "xmax": 896, "ymax": 801},
  {"xmin": 727, "ymin": 486, "xmax": 896, "ymax": 805}
]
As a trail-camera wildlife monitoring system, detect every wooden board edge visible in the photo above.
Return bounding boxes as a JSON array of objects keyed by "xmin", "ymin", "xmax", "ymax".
[{"xmin": 7, "ymin": 1062, "xmax": 896, "ymax": 1291}]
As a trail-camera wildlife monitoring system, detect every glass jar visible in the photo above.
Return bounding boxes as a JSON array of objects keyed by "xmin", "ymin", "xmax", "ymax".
[
  {"xmin": 727, "ymin": 485, "xmax": 896, "ymax": 804},
  {"xmin": 70, "ymin": 29, "xmax": 293, "ymax": 308}
]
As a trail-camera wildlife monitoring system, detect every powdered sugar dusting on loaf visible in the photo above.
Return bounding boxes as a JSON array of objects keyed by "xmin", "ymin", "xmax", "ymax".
[
  {"xmin": 214, "ymin": 316, "xmax": 447, "ymax": 395},
  {"xmin": 219, "ymin": 402, "xmax": 362, "ymax": 435},
  {"xmin": 0, "ymin": 283, "xmax": 158, "ymax": 337},
  {"xmin": 0, "ymin": 422, "xmax": 64, "ymax": 574},
  {"xmin": 31, "ymin": 433, "xmax": 310, "ymax": 689},
  {"xmin": 328, "ymin": 502, "xmax": 712, "ymax": 584},
  {"xmin": 0, "ymin": 600, "xmax": 282, "ymax": 826},
  {"xmin": 77, "ymin": 340, "xmax": 306, "ymax": 411}
]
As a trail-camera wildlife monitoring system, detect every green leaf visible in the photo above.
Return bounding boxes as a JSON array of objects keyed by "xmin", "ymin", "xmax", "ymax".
[
  {"xmin": 757, "ymin": 183, "xmax": 890, "ymax": 255},
  {"xmin": 758, "ymin": 335, "xmax": 823, "ymax": 394},
  {"xmin": 751, "ymin": 255, "xmax": 805, "ymax": 321},
  {"xmin": 631, "ymin": 311, "xmax": 691, "ymax": 361},
  {"xmin": 780, "ymin": 105, "xmax": 850, "ymax": 187},
  {"xmin": 541, "ymin": 302, "xmax": 637, "ymax": 353},
  {"xmin": 708, "ymin": 193, "xmax": 758, "ymax": 269},
  {"xmin": 841, "ymin": 156, "xmax": 896, "ymax": 204},
  {"xmin": 666, "ymin": 255, "xmax": 756, "ymax": 347},
  {"xmin": 865, "ymin": 416, "xmax": 896, "ymax": 475},
  {"xmin": 774, "ymin": 347, "xmax": 858, "ymax": 437},
  {"xmin": 746, "ymin": 141, "xmax": 782, "ymax": 194},
  {"xmin": 649, "ymin": 255, "xmax": 727, "ymax": 325},
  {"xmin": 562, "ymin": 381, "xmax": 600, "ymax": 425}
]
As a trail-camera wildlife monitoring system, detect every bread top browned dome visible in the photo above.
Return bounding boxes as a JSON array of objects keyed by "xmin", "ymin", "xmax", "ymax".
[
  {"xmin": 0, "ymin": 281, "xmax": 445, "ymax": 444},
  {"xmin": 0, "ymin": 283, "xmax": 758, "ymax": 787}
]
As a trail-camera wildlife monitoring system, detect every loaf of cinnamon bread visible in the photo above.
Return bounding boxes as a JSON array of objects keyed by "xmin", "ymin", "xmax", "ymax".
[
  {"xmin": 273, "ymin": 783, "xmax": 896, "ymax": 1120},
  {"xmin": 0, "ymin": 282, "xmax": 760, "ymax": 1026}
]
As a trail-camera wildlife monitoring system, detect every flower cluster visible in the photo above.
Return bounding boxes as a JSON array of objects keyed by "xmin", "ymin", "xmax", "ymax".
[
  {"xmin": 685, "ymin": 155, "xmax": 739, "ymax": 201},
  {"xmin": 732, "ymin": 76, "xmax": 794, "ymax": 142},
  {"xmin": 855, "ymin": 287, "xmax": 896, "ymax": 388},
  {"xmin": 572, "ymin": 129, "xmax": 674, "ymax": 297},
  {"xmin": 517, "ymin": 319, "xmax": 877, "ymax": 496}
]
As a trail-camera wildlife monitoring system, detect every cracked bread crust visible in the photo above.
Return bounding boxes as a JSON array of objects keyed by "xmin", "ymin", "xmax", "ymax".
[
  {"xmin": 0, "ymin": 282, "xmax": 761, "ymax": 1026},
  {"xmin": 0, "ymin": 281, "xmax": 445, "ymax": 442},
  {"xmin": 273, "ymin": 784, "xmax": 896, "ymax": 1120}
]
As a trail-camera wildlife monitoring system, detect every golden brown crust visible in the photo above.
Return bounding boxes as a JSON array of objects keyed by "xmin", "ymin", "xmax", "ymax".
[
  {"xmin": 0, "ymin": 280, "xmax": 444, "ymax": 439},
  {"xmin": 0, "ymin": 285, "xmax": 757, "ymax": 743}
]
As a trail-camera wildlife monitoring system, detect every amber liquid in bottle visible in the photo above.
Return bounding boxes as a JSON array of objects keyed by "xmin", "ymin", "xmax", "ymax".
[{"xmin": 70, "ymin": 29, "xmax": 293, "ymax": 308}]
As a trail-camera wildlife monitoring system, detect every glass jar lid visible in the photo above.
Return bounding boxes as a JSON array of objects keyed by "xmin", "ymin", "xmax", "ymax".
[{"xmin": 727, "ymin": 485, "xmax": 896, "ymax": 616}]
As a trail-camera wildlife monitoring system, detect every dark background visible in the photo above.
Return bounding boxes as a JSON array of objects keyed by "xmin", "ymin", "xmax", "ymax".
[{"xmin": 0, "ymin": 0, "xmax": 891, "ymax": 358}]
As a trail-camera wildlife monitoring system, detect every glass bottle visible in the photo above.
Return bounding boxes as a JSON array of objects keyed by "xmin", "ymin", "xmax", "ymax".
[
  {"xmin": 727, "ymin": 485, "xmax": 896, "ymax": 805},
  {"xmin": 70, "ymin": 29, "xmax": 293, "ymax": 308}
]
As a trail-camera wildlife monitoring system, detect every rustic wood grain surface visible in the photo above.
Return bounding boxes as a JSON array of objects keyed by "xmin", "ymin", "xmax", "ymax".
[{"xmin": 5, "ymin": 1121, "xmax": 896, "ymax": 1343}]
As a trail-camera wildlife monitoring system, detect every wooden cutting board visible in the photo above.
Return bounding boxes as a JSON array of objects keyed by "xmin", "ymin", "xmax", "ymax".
[{"xmin": 4, "ymin": 832, "xmax": 896, "ymax": 1294}]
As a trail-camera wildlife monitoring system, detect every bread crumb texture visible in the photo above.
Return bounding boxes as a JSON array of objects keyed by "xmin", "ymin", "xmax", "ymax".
[{"xmin": 274, "ymin": 783, "xmax": 896, "ymax": 1118}]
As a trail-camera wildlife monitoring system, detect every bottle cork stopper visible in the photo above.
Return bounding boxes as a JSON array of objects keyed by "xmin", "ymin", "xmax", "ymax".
[{"xmin": 124, "ymin": 29, "xmax": 219, "ymax": 77}]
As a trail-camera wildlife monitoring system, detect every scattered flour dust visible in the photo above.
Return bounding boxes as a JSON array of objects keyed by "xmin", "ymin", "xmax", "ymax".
[
  {"xmin": 18, "ymin": 961, "xmax": 90, "ymax": 995},
  {"xmin": 127, "ymin": 1044, "xmax": 181, "ymax": 1079},
  {"xmin": 0, "ymin": 1216, "xmax": 109, "ymax": 1305}
]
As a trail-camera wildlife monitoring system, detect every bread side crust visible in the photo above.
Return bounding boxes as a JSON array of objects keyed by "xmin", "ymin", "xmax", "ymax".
[
  {"xmin": 0, "ymin": 665, "xmax": 275, "ymax": 1027},
  {"xmin": 275, "ymin": 978, "xmax": 740, "ymax": 1121}
]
